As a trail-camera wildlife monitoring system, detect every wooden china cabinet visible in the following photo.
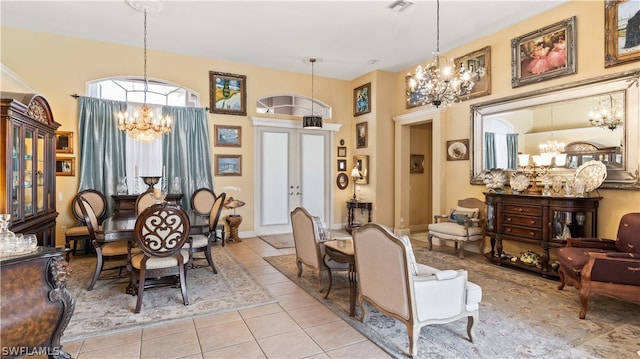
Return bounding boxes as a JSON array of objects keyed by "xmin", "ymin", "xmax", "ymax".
[
  {"xmin": 1, "ymin": 93, "xmax": 60, "ymax": 246},
  {"xmin": 484, "ymin": 192, "xmax": 601, "ymax": 278}
]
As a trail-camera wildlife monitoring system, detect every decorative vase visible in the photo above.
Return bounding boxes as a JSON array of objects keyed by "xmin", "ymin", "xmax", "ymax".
[
  {"xmin": 170, "ymin": 177, "xmax": 181, "ymax": 194},
  {"xmin": 116, "ymin": 176, "xmax": 128, "ymax": 195}
]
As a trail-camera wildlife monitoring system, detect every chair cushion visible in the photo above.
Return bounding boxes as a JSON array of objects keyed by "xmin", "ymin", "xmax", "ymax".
[
  {"xmin": 131, "ymin": 249, "xmax": 189, "ymax": 270},
  {"xmin": 65, "ymin": 226, "xmax": 89, "ymax": 236},
  {"xmin": 189, "ymin": 234, "xmax": 209, "ymax": 248},
  {"xmin": 428, "ymin": 222, "xmax": 483, "ymax": 240},
  {"xmin": 557, "ymin": 247, "xmax": 607, "ymax": 275},
  {"xmin": 101, "ymin": 241, "xmax": 131, "ymax": 256}
]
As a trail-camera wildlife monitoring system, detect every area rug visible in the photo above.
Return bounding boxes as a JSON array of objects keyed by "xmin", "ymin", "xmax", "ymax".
[
  {"xmin": 63, "ymin": 245, "xmax": 275, "ymax": 342},
  {"xmin": 259, "ymin": 230, "xmax": 351, "ymax": 249},
  {"xmin": 264, "ymin": 245, "xmax": 640, "ymax": 359}
]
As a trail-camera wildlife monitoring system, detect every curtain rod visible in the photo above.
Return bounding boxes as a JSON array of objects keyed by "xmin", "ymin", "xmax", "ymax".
[{"xmin": 70, "ymin": 94, "xmax": 210, "ymax": 111}]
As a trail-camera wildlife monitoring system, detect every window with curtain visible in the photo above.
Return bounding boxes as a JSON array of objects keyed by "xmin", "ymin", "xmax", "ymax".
[
  {"xmin": 484, "ymin": 118, "xmax": 518, "ymax": 170},
  {"xmin": 80, "ymin": 77, "xmax": 213, "ymax": 210}
]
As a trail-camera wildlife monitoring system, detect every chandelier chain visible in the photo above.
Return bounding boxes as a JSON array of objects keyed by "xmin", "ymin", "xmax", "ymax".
[{"xmin": 143, "ymin": 9, "xmax": 148, "ymax": 104}]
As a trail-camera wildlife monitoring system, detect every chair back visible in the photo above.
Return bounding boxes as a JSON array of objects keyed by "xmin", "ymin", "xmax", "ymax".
[
  {"xmin": 134, "ymin": 204, "xmax": 190, "ymax": 258},
  {"xmin": 457, "ymin": 197, "xmax": 485, "ymax": 220},
  {"xmin": 76, "ymin": 194, "xmax": 100, "ymax": 241},
  {"xmin": 353, "ymin": 223, "xmax": 413, "ymax": 320},
  {"xmin": 72, "ymin": 189, "xmax": 107, "ymax": 224},
  {"xmin": 615, "ymin": 212, "xmax": 640, "ymax": 254},
  {"xmin": 191, "ymin": 188, "xmax": 216, "ymax": 216},
  {"xmin": 135, "ymin": 191, "xmax": 156, "ymax": 216},
  {"xmin": 209, "ymin": 193, "xmax": 226, "ymax": 232},
  {"xmin": 290, "ymin": 207, "xmax": 322, "ymax": 269}
]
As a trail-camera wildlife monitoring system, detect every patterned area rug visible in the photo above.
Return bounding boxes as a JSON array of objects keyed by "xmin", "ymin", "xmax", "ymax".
[
  {"xmin": 259, "ymin": 230, "xmax": 351, "ymax": 249},
  {"xmin": 63, "ymin": 245, "xmax": 275, "ymax": 342},
  {"xmin": 264, "ymin": 244, "xmax": 640, "ymax": 359}
]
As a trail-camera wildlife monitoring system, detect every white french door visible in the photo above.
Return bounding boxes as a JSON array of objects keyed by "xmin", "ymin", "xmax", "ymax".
[{"xmin": 253, "ymin": 118, "xmax": 334, "ymax": 235}]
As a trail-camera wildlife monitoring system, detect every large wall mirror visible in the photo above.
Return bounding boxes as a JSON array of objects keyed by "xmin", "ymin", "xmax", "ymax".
[{"xmin": 470, "ymin": 70, "xmax": 639, "ymax": 190}]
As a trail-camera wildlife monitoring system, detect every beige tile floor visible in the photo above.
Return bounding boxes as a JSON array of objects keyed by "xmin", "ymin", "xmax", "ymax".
[{"xmin": 60, "ymin": 238, "xmax": 391, "ymax": 359}]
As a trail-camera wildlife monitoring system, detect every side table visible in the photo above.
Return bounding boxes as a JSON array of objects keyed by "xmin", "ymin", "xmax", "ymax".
[
  {"xmin": 226, "ymin": 215, "xmax": 242, "ymax": 243},
  {"xmin": 345, "ymin": 200, "xmax": 372, "ymax": 234}
]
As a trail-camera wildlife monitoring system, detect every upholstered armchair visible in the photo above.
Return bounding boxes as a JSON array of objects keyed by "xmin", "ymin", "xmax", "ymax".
[
  {"xmin": 557, "ymin": 212, "xmax": 640, "ymax": 319},
  {"xmin": 427, "ymin": 197, "xmax": 486, "ymax": 258},
  {"xmin": 353, "ymin": 223, "xmax": 482, "ymax": 357},
  {"xmin": 290, "ymin": 207, "xmax": 349, "ymax": 292}
]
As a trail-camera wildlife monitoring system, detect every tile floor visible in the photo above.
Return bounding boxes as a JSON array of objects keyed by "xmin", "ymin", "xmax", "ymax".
[{"xmin": 60, "ymin": 238, "xmax": 392, "ymax": 359}]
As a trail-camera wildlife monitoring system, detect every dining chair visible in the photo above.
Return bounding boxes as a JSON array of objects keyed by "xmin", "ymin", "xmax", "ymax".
[
  {"xmin": 76, "ymin": 193, "xmax": 131, "ymax": 291},
  {"xmin": 191, "ymin": 188, "xmax": 225, "ymax": 245},
  {"xmin": 64, "ymin": 189, "xmax": 107, "ymax": 261},
  {"xmin": 129, "ymin": 203, "xmax": 191, "ymax": 313},
  {"xmin": 135, "ymin": 191, "xmax": 156, "ymax": 216},
  {"xmin": 187, "ymin": 192, "xmax": 226, "ymax": 273}
]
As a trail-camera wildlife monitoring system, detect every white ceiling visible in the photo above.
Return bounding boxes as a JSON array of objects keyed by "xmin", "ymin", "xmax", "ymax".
[{"xmin": 0, "ymin": 0, "xmax": 568, "ymax": 81}]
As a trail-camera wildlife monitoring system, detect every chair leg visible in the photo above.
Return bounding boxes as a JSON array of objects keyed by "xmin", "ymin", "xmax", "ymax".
[
  {"xmin": 135, "ymin": 268, "xmax": 146, "ymax": 313},
  {"xmin": 88, "ymin": 252, "xmax": 104, "ymax": 291},
  {"xmin": 458, "ymin": 241, "xmax": 465, "ymax": 259},
  {"xmin": 467, "ymin": 313, "xmax": 478, "ymax": 343},
  {"xmin": 557, "ymin": 267, "xmax": 566, "ymax": 290},
  {"xmin": 427, "ymin": 234, "xmax": 433, "ymax": 251},
  {"xmin": 64, "ymin": 236, "xmax": 71, "ymax": 261},
  {"xmin": 205, "ymin": 242, "xmax": 217, "ymax": 274},
  {"xmin": 179, "ymin": 262, "xmax": 189, "ymax": 306},
  {"xmin": 579, "ymin": 286, "xmax": 590, "ymax": 319},
  {"xmin": 296, "ymin": 259, "xmax": 303, "ymax": 277},
  {"xmin": 408, "ymin": 324, "xmax": 420, "ymax": 357},
  {"xmin": 324, "ymin": 268, "xmax": 333, "ymax": 298}
]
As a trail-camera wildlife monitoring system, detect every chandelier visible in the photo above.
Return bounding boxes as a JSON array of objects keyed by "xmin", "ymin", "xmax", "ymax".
[
  {"xmin": 539, "ymin": 140, "xmax": 565, "ymax": 155},
  {"xmin": 117, "ymin": 7, "xmax": 172, "ymax": 142},
  {"xmin": 588, "ymin": 94, "xmax": 624, "ymax": 130},
  {"xmin": 303, "ymin": 58, "xmax": 322, "ymax": 129},
  {"xmin": 406, "ymin": 0, "xmax": 474, "ymax": 108}
]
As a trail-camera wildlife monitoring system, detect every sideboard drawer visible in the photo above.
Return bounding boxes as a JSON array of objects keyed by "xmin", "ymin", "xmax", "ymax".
[
  {"xmin": 503, "ymin": 215, "xmax": 542, "ymax": 228},
  {"xmin": 503, "ymin": 204, "xmax": 542, "ymax": 217},
  {"xmin": 503, "ymin": 225, "xmax": 542, "ymax": 240}
]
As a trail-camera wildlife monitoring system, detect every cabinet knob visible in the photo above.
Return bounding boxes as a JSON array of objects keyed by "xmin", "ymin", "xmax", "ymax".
[
  {"xmin": 530, "ymin": 220, "xmax": 535, "ymax": 224},
  {"xmin": 506, "ymin": 217, "xmax": 512, "ymax": 222},
  {"xmin": 518, "ymin": 208, "xmax": 524, "ymax": 212},
  {"xmin": 506, "ymin": 228, "xmax": 511, "ymax": 232},
  {"xmin": 529, "ymin": 232, "xmax": 534, "ymax": 236}
]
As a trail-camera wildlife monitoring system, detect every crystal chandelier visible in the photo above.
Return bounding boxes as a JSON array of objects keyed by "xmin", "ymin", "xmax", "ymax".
[
  {"xmin": 588, "ymin": 94, "xmax": 624, "ymax": 130},
  {"xmin": 539, "ymin": 140, "xmax": 565, "ymax": 155},
  {"xmin": 406, "ymin": 0, "xmax": 474, "ymax": 108},
  {"xmin": 117, "ymin": 7, "xmax": 172, "ymax": 142}
]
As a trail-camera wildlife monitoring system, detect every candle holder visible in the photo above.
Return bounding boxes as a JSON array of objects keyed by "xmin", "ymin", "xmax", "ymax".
[{"xmin": 141, "ymin": 176, "xmax": 161, "ymax": 192}]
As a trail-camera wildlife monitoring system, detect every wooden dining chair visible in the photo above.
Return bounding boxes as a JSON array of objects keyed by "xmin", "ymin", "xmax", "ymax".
[
  {"xmin": 77, "ymin": 193, "xmax": 130, "ymax": 291},
  {"xmin": 129, "ymin": 203, "xmax": 191, "ymax": 313},
  {"xmin": 135, "ymin": 191, "xmax": 156, "ymax": 216},
  {"xmin": 64, "ymin": 189, "xmax": 107, "ymax": 261},
  {"xmin": 191, "ymin": 188, "xmax": 225, "ymax": 245},
  {"xmin": 188, "ymin": 192, "xmax": 226, "ymax": 273}
]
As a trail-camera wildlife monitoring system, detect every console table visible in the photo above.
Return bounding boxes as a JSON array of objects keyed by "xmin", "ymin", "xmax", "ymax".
[
  {"xmin": 484, "ymin": 192, "xmax": 600, "ymax": 278},
  {"xmin": 0, "ymin": 248, "xmax": 74, "ymax": 359},
  {"xmin": 345, "ymin": 200, "xmax": 372, "ymax": 234},
  {"xmin": 111, "ymin": 193, "xmax": 183, "ymax": 218}
]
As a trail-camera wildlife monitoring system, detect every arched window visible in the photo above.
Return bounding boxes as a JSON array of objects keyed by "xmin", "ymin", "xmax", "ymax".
[
  {"xmin": 256, "ymin": 95, "xmax": 332, "ymax": 119},
  {"xmin": 87, "ymin": 77, "xmax": 200, "ymax": 192}
]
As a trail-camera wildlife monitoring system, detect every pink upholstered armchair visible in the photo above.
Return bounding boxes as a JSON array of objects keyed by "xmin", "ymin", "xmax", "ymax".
[
  {"xmin": 353, "ymin": 223, "xmax": 482, "ymax": 357},
  {"xmin": 557, "ymin": 212, "xmax": 640, "ymax": 319}
]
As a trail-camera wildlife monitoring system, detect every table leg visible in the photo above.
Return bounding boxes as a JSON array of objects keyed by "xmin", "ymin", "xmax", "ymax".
[{"xmin": 348, "ymin": 263, "xmax": 356, "ymax": 317}]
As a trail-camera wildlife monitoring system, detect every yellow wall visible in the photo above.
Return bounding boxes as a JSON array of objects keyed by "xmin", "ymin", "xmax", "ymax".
[{"xmin": 2, "ymin": 0, "xmax": 639, "ymax": 245}]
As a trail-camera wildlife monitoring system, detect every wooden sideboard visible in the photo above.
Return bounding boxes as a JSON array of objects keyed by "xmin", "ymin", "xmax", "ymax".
[
  {"xmin": 0, "ymin": 248, "xmax": 74, "ymax": 359},
  {"xmin": 111, "ymin": 193, "xmax": 183, "ymax": 218},
  {"xmin": 484, "ymin": 192, "xmax": 601, "ymax": 278}
]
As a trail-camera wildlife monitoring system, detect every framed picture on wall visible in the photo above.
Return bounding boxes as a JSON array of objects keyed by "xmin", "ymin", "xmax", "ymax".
[
  {"xmin": 446, "ymin": 139, "xmax": 469, "ymax": 161},
  {"xmin": 356, "ymin": 122, "xmax": 368, "ymax": 149},
  {"xmin": 209, "ymin": 71, "xmax": 247, "ymax": 115},
  {"xmin": 454, "ymin": 46, "xmax": 491, "ymax": 100},
  {"xmin": 337, "ymin": 146, "xmax": 347, "ymax": 157},
  {"xmin": 214, "ymin": 125, "xmax": 241, "ymax": 147},
  {"xmin": 55, "ymin": 131, "xmax": 73, "ymax": 154},
  {"xmin": 337, "ymin": 159, "xmax": 347, "ymax": 172},
  {"xmin": 353, "ymin": 82, "xmax": 371, "ymax": 116},
  {"xmin": 605, "ymin": 0, "xmax": 640, "ymax": 67},
  {"xmin": 214, "ymin": 154, "xmax": 242, "ymax": 176},
  {"xmin": 56, "ymin": 157, "xmax": 75, "ymax": 176},
  {"xmin": 511, "ymin": 16, "xmax": 576, "ymax": 88},
  {"xmin": 410, "ymin": 154, "xmax": 424, "ymax": 173}
]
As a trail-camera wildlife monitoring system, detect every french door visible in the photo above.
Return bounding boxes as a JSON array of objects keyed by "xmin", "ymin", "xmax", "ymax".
[{"xmin": 253, "ymin": 119, "xmax": 332, "ymax": 235}]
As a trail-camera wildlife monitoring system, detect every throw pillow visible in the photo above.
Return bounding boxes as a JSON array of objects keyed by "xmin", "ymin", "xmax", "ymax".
[
  {"xmin": 454, "ymin": 214, "xmax": 470, "ymax": 225},
  {"xmin": 456, "ymin": 205, "xmax": 480, "ymax": 218},
  {"xmin": 312, "ymin": 216, "xmax": 331, "ymax": 242},
  {"xmin": 449, "ymin": 208, "xmax": 476, "ymax": 221}
]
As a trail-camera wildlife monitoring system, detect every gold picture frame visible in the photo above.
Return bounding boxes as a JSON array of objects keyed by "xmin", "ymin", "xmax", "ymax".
[
  {"xmin": 56, "ymin": 157, "xmax": 75, "ymax": 176},
  {"xmin": 214, "ymin": 125, "xmax": 242, "ymax": 147},
  {"xmin": 55, "ymin": 131, "xmax": 73, "ymax": 154},
  {"xmin": 446, "ymin": 139, "xmax": 469, "ymax": 161},
  {"xmin": 605, "ymin": 0, "xmax": 640, "ymax": 68},
  {"xmin": 454, "ymin": 46, "xmax": 491, "ymax": 100},
  {"xmin": 214, "ymin": 154, "xmax": 242, "ymax": 176}
]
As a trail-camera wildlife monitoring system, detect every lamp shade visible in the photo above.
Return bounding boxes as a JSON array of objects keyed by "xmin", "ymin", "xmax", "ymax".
[
  {"xmin": 303, "ymin": 115, "xmax": 322, "ymax": 129},
  {"xmin": 350, "ymin": 166, "xmax": 361, "ymax": 179}
]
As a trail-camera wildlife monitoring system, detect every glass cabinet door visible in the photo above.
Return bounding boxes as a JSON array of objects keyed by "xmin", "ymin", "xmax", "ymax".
[
  {"xmin": 552, "ymin": 210, "xmax": 594, "ymax": 240},
  {"xmin": 37, "ymin": 133, "xmax": 45, "ymax": 212},
  {"xmin": 24, "ymin": 129, "xmax": 34, "ymax": 216},
  {"xmin": 11, "ymin": 125, "xmax": 20, "ymax": 218}
]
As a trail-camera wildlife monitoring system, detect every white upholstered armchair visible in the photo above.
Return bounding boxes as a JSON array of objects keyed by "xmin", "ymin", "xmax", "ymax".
[
  {"xmin": 290, "ymin": 207, "xmax": 349, "ymax": 292},
  {"xmin": 353, "ymin": 223, "xmax": 482, "ymax": 357}
]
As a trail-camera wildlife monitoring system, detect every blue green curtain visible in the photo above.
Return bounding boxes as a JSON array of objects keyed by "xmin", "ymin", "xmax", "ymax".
[
  {"xmin": 484, "ymin": 132, "xmax": 496, "ymax": 170},
  {"xmin": 77, "ymin": 96, "xmax": 127, "ymax": 214},
  {"xmin": 506, "ymin": 133, "xmax": 519, "ymax": 170},
  {"xmin": 162, "ymin": 106, "xmax": 213, "ymax": 210}
]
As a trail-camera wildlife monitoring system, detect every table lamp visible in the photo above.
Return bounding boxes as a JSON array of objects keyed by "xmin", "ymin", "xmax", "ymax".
[{"xmin": 350, "ymin": 166, "xmax": 361, "ymax": 201}]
